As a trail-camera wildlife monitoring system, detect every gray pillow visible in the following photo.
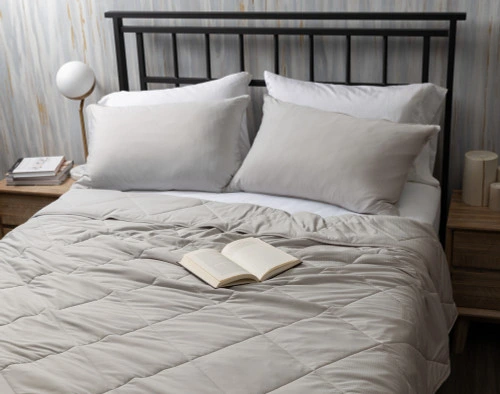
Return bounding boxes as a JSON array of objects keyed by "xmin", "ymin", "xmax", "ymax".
[
  {"xmin": 98, "ymin": 72, "xmax": 253, "ymax": 161},
  {"xmin": 82, "ymin": 96, "xmax": 250, "ymax": 191},
  {"xmin": 231, "ymin": 95, "xmax": 438, "ymax": 215},
  {"xmin": 264, "ymin": 71, "xmax": 447, "ymax": 187}
]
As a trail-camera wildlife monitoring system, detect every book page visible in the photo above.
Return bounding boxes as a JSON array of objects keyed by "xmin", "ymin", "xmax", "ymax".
[
  {"xmin": 180, "ymin": 249, "xmax": 255, "ymax": 287},
  {"xmin": 221, "ymin": 238, "xmax": 299, "ymax": 281}
]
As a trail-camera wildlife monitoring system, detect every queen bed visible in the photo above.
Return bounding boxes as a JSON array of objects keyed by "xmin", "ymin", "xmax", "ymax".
[{"xmin": 0, "ymin": 11, "xmax": 465, "ymax": 393}]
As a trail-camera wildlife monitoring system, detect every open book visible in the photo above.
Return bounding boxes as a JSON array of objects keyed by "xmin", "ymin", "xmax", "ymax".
[{"xmin": 179, "ymin": 237, "xmax": 300, "ymax": 288}]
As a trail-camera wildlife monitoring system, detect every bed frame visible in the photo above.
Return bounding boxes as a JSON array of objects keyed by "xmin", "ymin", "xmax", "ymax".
[{"xmin": 103, "ymin": 11, "xmax": 466, "ymax": 243}]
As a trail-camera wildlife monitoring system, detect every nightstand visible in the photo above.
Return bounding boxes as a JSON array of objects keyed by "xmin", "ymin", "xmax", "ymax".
[
  {"xmin": 446, "ymin": 190, "xmax": 500, "ymax": 353},
  {"xmin": 0, "ymin": 177, "xmax": 74, "ymax": 237}
]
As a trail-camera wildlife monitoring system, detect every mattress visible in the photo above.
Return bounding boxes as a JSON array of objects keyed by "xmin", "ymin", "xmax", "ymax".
[
  {"xmin": 0, "ymin": 189, "xmax": 455, "ymax": 393},
  {"xmin": 159, "ymin": 181, "xmax": 441, "ymax": 232}
]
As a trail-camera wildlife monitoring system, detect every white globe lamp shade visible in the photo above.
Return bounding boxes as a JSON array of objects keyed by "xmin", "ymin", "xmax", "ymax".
[{"xmin": 56, "ymin": 61, "xmax": 95, "ymax": 100}]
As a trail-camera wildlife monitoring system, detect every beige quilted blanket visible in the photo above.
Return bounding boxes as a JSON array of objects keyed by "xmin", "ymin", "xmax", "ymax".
[{"xmin": 0, "ymin": 189, "xmax": 456, "ymax": 393}]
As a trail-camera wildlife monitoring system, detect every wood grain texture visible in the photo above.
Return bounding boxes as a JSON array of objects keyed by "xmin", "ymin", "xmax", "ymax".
[
  {"xmin": 0, "ymin": 194, "xmax": 57, "ymax": 226},
  {"xmin": 451, "ymin": 317, "xmax": 470, "ymax": 354},
  {"xmin": 0, "ymin": 1, "xmax": 499, "ymax": 193},
  {"xmin": 448, "ymin": 191, "xmax": 500, "ymax": 232},
  {"xmin": 0, "ymin": 177, "xmax": 74, "ymax": 236},
  {"xmin": 458, "ymin": 306, "xmax": 500, "ymax": 320},
  {"xmin": 452, "ymin": 270, "xmax": 500, "ymax": 310},
  {"xmin": 453, "ymin": 230, "xmax": 500, "ymax": 270},
  {"xmin": 446, "ymin": 188, "xmax": 500, "ymax": 356},
  {"xmin": 0, "ymin": 177, "xmax": 74, "ymax": 197}
]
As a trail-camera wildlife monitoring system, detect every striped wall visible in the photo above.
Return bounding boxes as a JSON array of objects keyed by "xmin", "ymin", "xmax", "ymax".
[{"xmin": 0, "ymin": 0, "xmax": 499, "ymax": 192}]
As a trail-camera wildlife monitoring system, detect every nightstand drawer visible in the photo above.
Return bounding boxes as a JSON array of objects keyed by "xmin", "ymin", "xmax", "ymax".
[
  {"xmin": 452, "ymin": 230, "xmax": 500, "ymax": 270},
  {"xmin": 0, "ymin": 178, "xmax": 74, "ymax": 239},
  {"xmin": 452, "ymin": 270, "xmax": 500, "ymax": 310},
  {"xmin": 0, "ymin": 194, "xmax": 57, "ymax": 226}
]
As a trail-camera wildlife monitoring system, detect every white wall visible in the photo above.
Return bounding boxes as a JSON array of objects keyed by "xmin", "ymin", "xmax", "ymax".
[{"xmin": 0, "ymin": 0, "xmax": 498, "ymax": 191}]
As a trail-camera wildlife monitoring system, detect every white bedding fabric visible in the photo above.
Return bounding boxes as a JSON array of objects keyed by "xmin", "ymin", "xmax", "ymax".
[{"xmin": 157, "ymin": 182, "xmax": 441, "ymax": 232}]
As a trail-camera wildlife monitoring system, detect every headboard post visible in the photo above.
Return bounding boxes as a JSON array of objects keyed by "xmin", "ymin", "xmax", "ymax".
[
  {"xmin": 439, "ymin": 19, "xmax": 459, "ymax": 242},
  {"xmin": 382, "ymin": 36, "xmax": 389, "ymax": 85},
  {"xmin": 345, "ymin": 36, "xmax": 352, "ymax": 83},
  {"xmin": 421, "ymin": 36, "xmax": 431, "ymax": 82},
  {"xmin": 136, "ymin": 33, "xmax": 147, "ymax": 90},
  {"xmin": 204, "ymin": 34, "xmax": 212, "ymax": 79},
  {"xmin": 308, "ymin": 35, "xmax": 314, "ymax": 81},
  {"xmin": 171, "ymin": 34, "xmax": 180, "ymax": 87},
  {"xmin": 111, "ymin": 17, "xmax": 129, "ymax": 91}
]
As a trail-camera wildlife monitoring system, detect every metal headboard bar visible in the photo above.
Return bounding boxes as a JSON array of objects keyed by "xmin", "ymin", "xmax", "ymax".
[
  {"xmin": 104, "ymin": 11, "xmax": 466, "ymax": 21},
  {"xmin": 120, "ymin": 26, "xmax": 449, "ymax": 35},
  {"xmin": 104, "ymin": 11, "xmax": 466, "ymax": 244}
]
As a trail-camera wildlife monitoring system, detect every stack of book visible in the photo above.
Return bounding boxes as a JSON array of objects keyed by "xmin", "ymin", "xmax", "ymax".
[{"xmin": 5, "ymin": 156, "xmax": 73, "ymax": 186}]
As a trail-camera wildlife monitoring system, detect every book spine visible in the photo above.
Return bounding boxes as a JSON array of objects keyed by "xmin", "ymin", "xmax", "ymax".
[
  {"xmin": 6, "ymin": 158, "xmax": 23, "ymax": 175},
  {"xmin": 12, "ymin": 171, "xmax": 58, "ymax": 179}
]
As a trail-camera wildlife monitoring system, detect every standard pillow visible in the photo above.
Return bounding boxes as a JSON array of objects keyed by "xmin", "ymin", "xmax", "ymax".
[
  {"xmin": 231, "ymin": 96, "xmax": 438, "ymax": 215},
  {"xmin": 97, "ymin": 72, "xmax": 252, "ymax": 160},
  {"xmin": 264, "ymin": 71, "xmax": 446, "ymax": 187},
  {"xmin": 80, "ymin": 96, "xmax": 250, "ymax": 191}
]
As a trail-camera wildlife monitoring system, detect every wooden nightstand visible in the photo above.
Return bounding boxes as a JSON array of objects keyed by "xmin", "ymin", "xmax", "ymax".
[
  {"xmin": 446, "ymin": 190, "xmax": 500, "ymax": 353},
  {"xmin": 0, "ymin": 177, "xmax": 74, "ymax": 237}
]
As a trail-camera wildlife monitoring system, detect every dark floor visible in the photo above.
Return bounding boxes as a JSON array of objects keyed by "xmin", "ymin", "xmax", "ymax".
[{"xmin": 437, "ymin": 321, "xmax": 500, "ymax": 394}]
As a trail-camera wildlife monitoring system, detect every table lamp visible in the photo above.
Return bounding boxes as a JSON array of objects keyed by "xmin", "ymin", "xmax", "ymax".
[{"xmin": 56, "ymin": 61, "xmax": 95, "ymax": 179}]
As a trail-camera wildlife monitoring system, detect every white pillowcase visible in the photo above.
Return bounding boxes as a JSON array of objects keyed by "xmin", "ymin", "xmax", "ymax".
[
  {"xmin": 80, "ymin": 96, "xmax": 250, "ymax": 192},
  {"xmin": 264, "ymin": 71, "xmax": 446, "ymax": 187},
  {"xmin": 231, "ymin": 96, "xmax": 438, "ymax": 215},
  {"xmin": 97, "ymin": 72, "xmax": 252, "ymax": 161}
]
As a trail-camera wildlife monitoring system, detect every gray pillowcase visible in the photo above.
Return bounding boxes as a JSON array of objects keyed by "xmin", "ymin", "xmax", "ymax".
[
  {"xmin": 97, "ymin": 72, "xmax": 253, "ymax": 161},
  {"xmin": 231, "ymin": 95, "xmax": 438, "ymax": 215},
  {"xmin": 81, "ymin": 96, "xmax": 250, "ymax": 191}
]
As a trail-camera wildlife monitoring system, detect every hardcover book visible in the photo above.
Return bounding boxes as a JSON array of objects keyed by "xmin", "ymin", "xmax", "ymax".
[
  {"xmin": 6, "ymin": 161, "xmax": 73, "ymax": 186},
  {"xmin": 11, "ymin": 156, "xmax": 65, "ymax": 178},
  {"xmin": 179, "ymin": 237, "xmax": 300, "ymax": 288}
]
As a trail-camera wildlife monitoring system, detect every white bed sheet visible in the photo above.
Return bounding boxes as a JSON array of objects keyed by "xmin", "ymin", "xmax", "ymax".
[{"xmin": 159, "ymin": 182, "xmax": 441, "ymax": 233}]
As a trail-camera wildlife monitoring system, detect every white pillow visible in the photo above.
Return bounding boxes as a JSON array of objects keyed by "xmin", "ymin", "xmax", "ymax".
[
  {"xmin": 80, "ymin": 96, "xmax": 250, "ymax": 192},
  {"xmin": 97, "ymin": 72, "xmax": 252, "ymax": 161},
  {"xmin": 264, "ymin": 71, "xmax": 447, "ymax": 187},
  {"xmin": 231, "ymin": 96, "xmax": 438, "ymax": 215}
]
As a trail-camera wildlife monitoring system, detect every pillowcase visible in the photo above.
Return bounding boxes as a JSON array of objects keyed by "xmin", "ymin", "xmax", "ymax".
[
  {"xmin": 80, "ymin": 96, "xmax": 250, "ymax": 192},
  {"xmin": 97, "ymin": 72, "xmax": 253, "ymax": 160},
  {"xmin": 231, "ymin": 96, "xmax": 438, "ymax": 215},
  {"xmin": 264, "ymin": 71, "xmax": 446, "ymax": 187}
]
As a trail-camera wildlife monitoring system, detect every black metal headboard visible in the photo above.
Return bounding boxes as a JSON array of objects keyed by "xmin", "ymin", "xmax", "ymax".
[{"xmin": 104, "ymin": 11, "xmax": 466, "ymax": 243}]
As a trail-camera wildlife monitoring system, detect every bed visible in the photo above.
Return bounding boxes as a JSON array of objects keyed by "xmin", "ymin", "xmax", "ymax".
[{"xmin": 0, "ymin": 11, "xmax": 465, "ymax": 393}]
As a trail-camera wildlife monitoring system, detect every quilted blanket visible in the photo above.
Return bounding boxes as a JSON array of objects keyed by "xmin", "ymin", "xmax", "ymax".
[{"xmin": 0, "ymin": 189, "xmax": 456, "ymax": 394}]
